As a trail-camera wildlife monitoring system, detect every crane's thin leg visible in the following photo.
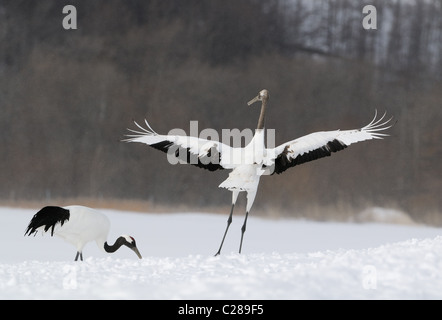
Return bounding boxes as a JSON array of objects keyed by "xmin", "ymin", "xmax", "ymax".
[
  {"xmin": 239, "ymin": 211, "xmax": 249, "ymax": 254},
  {"xmin": 74, "ymin": 251, "xmax": 83, "ymax": 261},
  {"xmin": 239, "ymin": 189, "xmax": 257, "ymax": 254},
  {"xmin": 214, "ymin": 203, "xmax": 235, "ymax": 256}
]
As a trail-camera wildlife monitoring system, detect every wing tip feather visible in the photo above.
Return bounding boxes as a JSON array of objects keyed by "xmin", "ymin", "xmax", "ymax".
[{"xmin": 123, "ymin": 119, "xmax": 158, "ymax": 142}]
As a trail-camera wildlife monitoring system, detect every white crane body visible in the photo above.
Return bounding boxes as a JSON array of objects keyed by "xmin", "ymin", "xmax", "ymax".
[{"xmin": 52, "ymin": 205, "xmax": 110, "ymax": 253}]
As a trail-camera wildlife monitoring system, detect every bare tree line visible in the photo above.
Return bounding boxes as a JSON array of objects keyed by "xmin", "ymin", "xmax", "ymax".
[{"xmin": 0, "ymin": 0, "xmax": 441, "ymax": 223}]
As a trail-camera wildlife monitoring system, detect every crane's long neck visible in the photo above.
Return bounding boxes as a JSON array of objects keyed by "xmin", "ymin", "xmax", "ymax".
[
  {"xmin": 103, "ymin": 237, "xmax": 125, "ymax": 253},
  {"xmin": 256, "ymin": 98, "xmax": 267, "ymax": 130}
]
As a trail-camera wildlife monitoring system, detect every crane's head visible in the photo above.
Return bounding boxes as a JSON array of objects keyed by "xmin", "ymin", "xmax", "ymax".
[
  {"xmin": 247, "ymin": 89, "xmax": 269, "ymax": 106},
  {"xmin": 119, "ymin": 235, "xmax": 143, "ymax": 259}
]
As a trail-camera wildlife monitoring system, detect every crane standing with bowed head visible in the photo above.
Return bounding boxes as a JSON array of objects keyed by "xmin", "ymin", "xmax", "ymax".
[
  {"xmin": 126, "ymin": 89, "xmax": 393, "ymax": 255},
  {"xmin": 25, "ymin": 205, "xmax": 143, "ymax": 261}
]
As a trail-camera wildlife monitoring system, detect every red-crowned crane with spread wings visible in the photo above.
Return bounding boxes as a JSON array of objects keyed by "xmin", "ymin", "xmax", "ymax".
[{"xmin": 126, "ymin": 89, "xmax": 393, "ymax": 255}]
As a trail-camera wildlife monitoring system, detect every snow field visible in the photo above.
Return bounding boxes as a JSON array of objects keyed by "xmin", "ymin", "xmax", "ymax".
[{"xmin": 1, "ymin": 207, "xmax": 442, "ymax": 299}]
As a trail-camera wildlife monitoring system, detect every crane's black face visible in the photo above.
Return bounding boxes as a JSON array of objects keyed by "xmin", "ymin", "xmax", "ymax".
[{"xmin": 121, "ymin": 235, "xmax": 142, "ymax": 259}]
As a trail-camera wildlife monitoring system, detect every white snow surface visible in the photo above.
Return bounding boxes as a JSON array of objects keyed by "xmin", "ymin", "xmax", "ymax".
[{"xmin": 1, "ymin": 206, "xmax": 442, "ymax": 299}]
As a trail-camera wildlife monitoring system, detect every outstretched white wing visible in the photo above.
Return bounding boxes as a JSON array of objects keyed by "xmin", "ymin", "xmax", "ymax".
[
  {"xmin": 125, "ymin": 119, "xmax": 233, "ymax": 171},
  {"xmin": 266, "ymin": 111, "xmax": 394, "ymax": 175}
]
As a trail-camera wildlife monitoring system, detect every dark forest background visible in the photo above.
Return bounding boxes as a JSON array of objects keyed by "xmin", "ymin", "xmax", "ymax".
[{"xmin": 1, "ymin": 0, "xmax": 441, "ymax": 223}]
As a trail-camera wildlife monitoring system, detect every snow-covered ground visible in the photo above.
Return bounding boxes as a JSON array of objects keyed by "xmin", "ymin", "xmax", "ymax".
[{"xmin": 1, "ymin": 206, "xmax": 442, "ymax": 299}]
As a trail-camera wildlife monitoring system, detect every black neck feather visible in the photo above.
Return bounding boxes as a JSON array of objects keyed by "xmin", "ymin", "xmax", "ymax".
[{"xmin": 104, "ymin": 237, "xmax": 126, "ymax": 253}]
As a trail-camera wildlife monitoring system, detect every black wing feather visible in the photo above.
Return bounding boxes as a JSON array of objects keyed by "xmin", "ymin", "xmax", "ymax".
[
  {"xmin": 24, "ymin": 206, "xmax": 70, "ymax": 237},
  {"xmin": 272, "ymin": 139, "xmax": 347, "ymax": 175},
  {"xmin": 151, "ymin": 140, "xmax": 224, "ymax": 172}
]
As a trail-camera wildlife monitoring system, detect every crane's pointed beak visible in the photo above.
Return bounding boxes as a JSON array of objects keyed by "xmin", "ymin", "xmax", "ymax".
[
  {"xmin": 247, "ymin": 95, "xmax": 260, "ymax": 106},
  {"xmin": 132, "ymin": 246, "xmax": 142, "ymax": 259}
]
